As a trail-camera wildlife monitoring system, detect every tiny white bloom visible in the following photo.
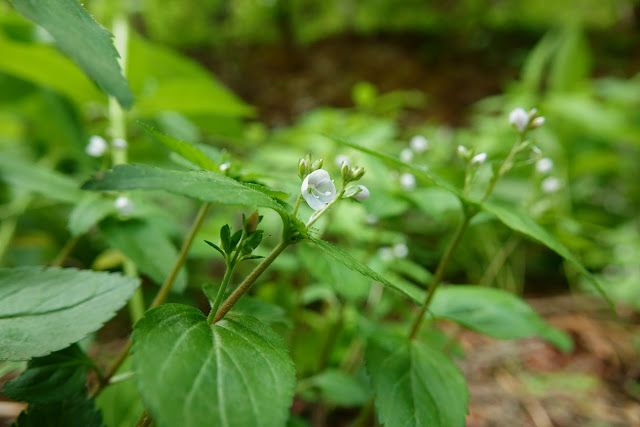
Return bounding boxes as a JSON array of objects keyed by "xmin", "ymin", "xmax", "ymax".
[
  {"xmin": 335, "ymin": 155, "xmax": 350, "ymax": 167},
  {"xmin": 457, "ymin": 145, "xmax": 470, "ymax": 158},
  {"xmin": 378, "ymin": 247, "xmax": 394, "ymax": 261},
  {"xmin": 471, "ymin": 152, "xmax": 487, "ymax": 166},
  {"xmin": 541, "ymin": 177, "xmax": 561, "ymax": 193},
  {"xmin": 114, "ymin": 196, "xmax": 134, "ymax": 215},
  {"xmin": 301, "ymin": 169, "xmax": 337, "ymax": 210},
  {"xmin": 112, "ymin": 138, "xmax": 128, "ymax": 149},
  {"xmin": 220, "ymin": 162, "xmax": 230, "ymax": 172},
  {"xmin": 400, "ymin": 148, "xmax": 414, "ymax": 163},
  {"xmin": 531, "ymin": 116, "xmax": 545, "ymax": 129},
  {"xmin": 509, "ymin": 108, "xmax": 529, "ymax": 132},
  {"xmin": 366, "ymin": 214, "xmax": 379, "ymax": 225},
  {"xmin": 392, "ymin": 243, "xmax": 409, "ymax": 259},
  {"xmin": 353, "ymin": 185, "xmax": 370, "ymax": 201},
  {"xmin": 536, "ymin": 158, "xmax": 553, "ymax": 173},
  {"xmin": 86, "ymin": 135, "xmax": 107, "ymax": 157},
  {"xmin": 400, "ymin": 173, "xmax": 416, "ymax": 191},
  {"xmin": 410, "ymin": 135, "xmax": 429, "ymax": 153}
]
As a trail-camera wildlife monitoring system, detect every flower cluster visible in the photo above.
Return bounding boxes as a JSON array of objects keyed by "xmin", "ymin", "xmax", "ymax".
[{"xmin": 509, "ymin": 108, "xmax": 545, "ymax": 134}]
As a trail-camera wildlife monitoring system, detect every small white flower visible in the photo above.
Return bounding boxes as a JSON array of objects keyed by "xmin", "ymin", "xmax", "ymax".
[
  {"xmin": 531, "ymin": 116, "xmax": 545, "ymax": 129},
  {"xmin": 353, "ymin": 185, "xmax": 370, "ymax": 201},
  {"xmin": 335, "ymin": 155, "xmax": 350, "ymax": 167},
  {"xmin": 471, "ymin": 152, "xmax": 487, "ymax": 166},
  {"xmin": 114, "ymin": 196, "xmax": 134, "ymax": 215},
  {"xmin": 392, "ymin": 243, "xmax": 409, "ymax": 259},
  {"xmin": 220, "ymin": 162, "xmax": 230, "ymax": 172},
  {"xmin": 400, "ymin": 148, "xmax": 414, "ymax": 163},
  {"xmin": 378, "ymin": 247, "xmax": 394, "ymax": 261},
  {"xmin": 400, "ymin": 173, "xmax": 416, "ymax": 191},
  {"xmin": 509, "ymin": 108, "xmax": 529, "ymax": 132},
  {"xmin": 410, "ymin": 135, "xmax": 429, "ymax": 153},
  {"xmin": 86, "ymin": 135, "xmax": 107, "ymax": 157},
  {"xmin": 301, "ymin": 169, "xmax": 337, "ymax": 210},
  {"xmin": 536, "ymin": 158, "xmax": 553, "ymax": 173},
  {"xmin": 112, "ymin": 138, "xmax": 128, "ymax": 149},
  {"xmin": 541, "ymin": 177, "xmax": 561, "ymax": 193}
]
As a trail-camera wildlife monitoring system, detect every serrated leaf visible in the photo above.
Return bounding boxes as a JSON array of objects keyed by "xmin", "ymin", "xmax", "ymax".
[
  {"xmin": 366, "ymin": 333, "xmax": 468, "ymax": 427},
  {"xmin": 0, "ymin": 267, "xmax": 139, "ymax": 361},
  {"xmin": 139, "ymin": 122, "xmax": 220, "ymax": 171},
  {"xmin": 132, "ymin": 304, "xmax": 295, "ymax": 427},
  {"xmin": 100, "ymin": 218, "xmax": 187, "ymax": 293},
  {"xmin": 430, "ymin": 286, "xmax": 572, "ymax": 351},
  {"xmin": 13, "ymin": 391, "xmax": 103, "ymax": 427},
  {"xmin": 307, "ymin": 237, "xmax": 420, "ymax": 302},
  {"xmin": 2, "ymin": 345, "xmax": 90, "ymax": 404},
  {"xmin": 482, "ymin": 202, "xmax": 613, "ymax": 309},
  {"xmin": 10, "ymin": 0, "xmax": 133, "ymax": 107},
  {"xmin": 0, "ymin": 153, "xmax": 82, "ymax": 203},
  {"xmin": 68, "ymin": 194, "xmax": 116, "ymax": 237}
]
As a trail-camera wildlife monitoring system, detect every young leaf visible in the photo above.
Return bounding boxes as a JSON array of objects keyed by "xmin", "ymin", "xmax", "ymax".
[
  {"xmin": 13, "ymin": 390, "xmax": 103, "ymax": 427},
  {"xmin": 100, "ymin": 218, "xmax": 188, "ymax": 293},
  {"xmin": 204, "ymin": 240, "xmax": 225, "ymax": 258},
  {"xmin": 139, "ymin": 122, "xmax": 220, "ymax": 171},
  {"xmin": 366, "ymin": 333, "xmax": 468, "ymax": 427},
  {"xmin": 2, "ymin": 345, "xmax": 91, "ymax": 404},
  {"xmin": 229, "ymin": 229, "xmax": 243, "ymax": 253},
  {"xmin": 220, "ymin": 224, "xmax": 231, "ymax": 254},
  {"xmin": 132, "ymin": 304, "xmax": 295, "ymax": 427},
  {"xmin": 430, "ymin": 286, "xmax": 572, "ymax": 351},
  {"xmin": 482, "ymin": 202, "xmax": 614, "ymax": 309},
  {"xmin": 10, "ymin": 0, "xmax": 134, "ymax": 107},
  {"xmin": 0, "ymin": 267, "xmax": 139, "ymax": 361}
]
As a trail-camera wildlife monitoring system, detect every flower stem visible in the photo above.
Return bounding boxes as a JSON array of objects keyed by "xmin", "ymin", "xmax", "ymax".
[
  {"xmin": 212, "ymin": 239, "xmax": 289, "ymax": 323},
  {"xmin": 306, "ymin": 189, "xmax": 345, "ymax": 228},
  {"xmin": 292, "ymin": 194, "xmax": 303, "ymax": 216},
  {"xmin": 407, "ymin": 213, "xmax": 472, "ymax": 340},
  {"xmin": 480, "ymin": 135, "xmax": 523, "ymax": 203}
]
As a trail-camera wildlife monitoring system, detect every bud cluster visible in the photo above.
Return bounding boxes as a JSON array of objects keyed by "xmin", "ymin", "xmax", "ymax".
[
  {"xmin": 509, "ymin": 107, "xmax": 545, "ymax": 134},
  {"xmin": 298, "ymin": 153, "xmax": 324, "ymax": 179},
  {"xmin": 340, "ymin": 161, "xmax": 365, "ymax": 184}
]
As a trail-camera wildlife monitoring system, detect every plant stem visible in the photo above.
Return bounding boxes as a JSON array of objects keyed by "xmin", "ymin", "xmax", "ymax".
[
  {"xmin": 479, "ymin": 234, "xmax": 521, "ymax": 287},
  {"xmin": 108, "ymin": 13, "xmax": 129, "ymax": 167},
  {"xmin": 291, "ymin": 194, "xmax": 302, "ymax": 216},
  {"xmin": 306, "ymin": 188, "xmax": 345, "ymax": 228},
  {"xmin": 480, "ymin": 135, "xmax": 523, "ymax": 203},
  {"xmin": 207, "ymin": 261, "xmax": 235, "ymax": 323},
  {"xmin": 134, "ymin": 409, "xmax": 152, "ymax": 427},
  {"xmin": 407, "ymin": 213, "xmax": 472, "ymax": 340},
  {"xmin": 50, "ymin": 236, "xmax": 79, "ymax": 268},
  {"xmin": 125, "ymin": 259, "xmax": 144, "ymax": 324},
  {"xmin": 212, "ymin": 239, "xmax": 289, "ymax": 323}
]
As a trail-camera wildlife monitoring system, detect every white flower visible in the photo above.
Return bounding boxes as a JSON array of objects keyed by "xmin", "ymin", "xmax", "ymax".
[
  {"xmin": 400, "ymin": 148, "xmax": 414, "ymax": 163},
  {"xmin": 536, "ymin": 158, "xmax": 553, "ymax": 173},
  {"xmin": 301, "ymin": 169, "xmax": 336, "ymax": 210},
  {"xmin": 400, "ymin": 173, "xmax": 416, "ymax": 191},
  {"xmin": 86, "ymin": 135, "xmax": 107, "ymax": 157},
  {"xmin": 509, "ymin": 108, "xmax": 529, "ymax": 132},
  {"xmin": 353, "ymin": 185, "xmax": 370, "ymax": 201},
  {"xmin": 219, "ymin": 162, "xmax": 230, "ymax": 172},
  {"xmin": 112, "ymin": 138, "xmax": 128, "ymax": 149},
  {"xmin": 114, "ymin": 196, "xmax": 134, "ymax": 215},
  {"xmin": 392, "ymin": 243, "xmax": 409, "ymax": 258},
  {"xmin": 335, "ymin": 155, "xmax": 350, "ymax": 167},
  {"xmin": 410, "ymin": 135, "xmax": 429, "ymax": 153},
  {"xmin": 541, "ymin": 177, "xmax": 561, "ymax": 193},
  {"xmin": 471, "ymin": 152, "xmax": 487, "ymax": 166}
]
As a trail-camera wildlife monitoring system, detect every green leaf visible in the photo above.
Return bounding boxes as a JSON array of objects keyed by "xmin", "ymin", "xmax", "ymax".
[
  {"xmin": 139, "ymin": 122, "xmax": 220, "ymax": 171},
  {"xmin": 10, "ymin": 0, "xmax": 134, "ymax": 107},
  {"xmin": 132, "ymin": 304, "xmax": 295, "ymax": 427},
  {"xmin": 0, "ymin": 153, "xmax": 82, "ymax": 203},
  {"xmin": 307, "ymin": 237, "xmax": 422, "ymax": 303},
  {"xmin": 229, "ymin": 295, "xmax": 290, "ymax": 327},
  {"xmin": 95, "ymin": 360, "xmax": 143, "ymax": 427},
  {"xmin": 366, "ymin": 333, "xmax": 468, "ymax": 427},
  {"xmin": 2, "ymin": 345, "xmax": 91, "ymax": 404},
  {"xmin": 303, "ymin": 369, "xmax": 370, "ymax": 407},
  {"xmin": 0, "ymin": 267, "xmax": 139, "ymax": 361},
  {"xmin": 430, "ymin": 286, "xmax": 572, "ymax": 351},
  {"xmin": 100, "ymin": 218, "xmax": 187, "ymax": 293},
  {"xmin": 13, "ymin": 391, "xmax": 103, "ymax": 427},
  {"xmin": 204, "ymin": 240, "xmax": 225, "ymax": 258},
  {"xmin": 482, "ymin": 202, "xmax": 614, "ymax": 309},
  {"xmin": 68, "ymin": 194, "xmax": 116, "ymax": 237}
]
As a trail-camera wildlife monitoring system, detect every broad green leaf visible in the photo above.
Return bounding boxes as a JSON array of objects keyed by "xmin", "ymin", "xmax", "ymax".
[
  {"xmin": 307, "ymin": 237, "xmax": 422, "ymax": 303},
  {"xmin": 321, "ymin": 134, "xmax": 463, "ymax": 197},
  {"xmin": 366, "ymin": 333, "xmax": 468, "ymax": 427},
  {"xmin": 302, "ymin": 369, "xmax": 370, "ymax": 407},
  {"xmin": 13, "ymin": 391, "xmax": 103, "ymax": 427},
  {"xmin": 430, "ymin": 286, "xmax": 572, "ymax": 351},
  {"xmin": 68, "ymin": 193, "xmax": 116, "ymax": 237},
  {"xmin": 2, "ymin": 345, "xmax": 91, "ymax": 404},
  {"xmin": 100, "ymin": 218, "xmax": 187, "ymax": 293},
  {"xmin": 0, "ymin": 267, "xmax": 139, "ymax": 360},
  {"xmin": 139, "ymin": 122, "xmax": 220, "ymax": 171},
  {"xmin": 132, "ymin": 304, "xmax": 295, "ymax": 427},
  {"xmin": 0, "ymin": 153, "xmax": 82, "ymax": 203},
  {"xmin": 483, "ymin": 202, "xmax": 613, "ymax": 309},
  {"xmin": 11, "ymin": 0, "xmax": 134, "ymax": 107}
]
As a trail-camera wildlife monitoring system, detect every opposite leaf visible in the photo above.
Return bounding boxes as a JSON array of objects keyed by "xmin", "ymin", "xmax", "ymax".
[
  {"xmin": 366, "ymin": 333, "xmax": 468, "ymax": 427},
  {"xmin": 0, "ymin": 267, "xmax": 139, "ymax": 361},
  {"xmin": 132, "ymin": 304, "xmax": 295, "ymax": 427}
]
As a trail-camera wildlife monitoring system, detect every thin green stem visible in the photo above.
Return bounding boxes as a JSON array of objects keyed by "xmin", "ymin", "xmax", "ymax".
[
  {"xmin": 134, "ymin": 409, "xmax": 152, "ymax": 427},
  {"xmin": 480, "ymin": 135, "xmax": 523, "ymax": 203},
  {"xmin": 408, "ymin": 214, "xmax": 472, "ymax": 340},
  {"xmin": 50, "ymin": 236, "xmax": 79, "ymax": 268},
  {"xmin": 207, "ymin": 261, "xmax": 235, "ymax": 323},
  {"xmin": 213, "ymin": 240, "xmax": 289, "ymax": 323},
  {"xmin": 125, "ymin": 257, "xmax": 144, "ymax": 324},
  {"xmin": 478, "ymin": 234, "xmax": 521, "ymax": 287},
  {"xmin": 292, "ymin": 194, "xmax": 303, "ymax": 216},
  {"xmin": 306, "ymin": 188, "xmax": 345, "ymax": 228},
  {"xmin": 108, "ymin": 13, "xmax": 129, "ymax": 167}
]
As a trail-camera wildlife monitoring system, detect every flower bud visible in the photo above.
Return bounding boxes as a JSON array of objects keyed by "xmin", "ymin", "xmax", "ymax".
[
  {"xmin": 457, "ymin": 145, "xmax": 470, "ymax": 159},
  {"xmin": 410, "ymin": 135, "xmax": 429, "ymax": 153},
  {"xmin": 220, "ymin": 162, "xmax": 230, "ymax": 172},
  {"xmin": 114, "ymin": 196, "xmax": 134, "ymax": 215},
  {"xmin": 352, "ymin": 167, "xmax": 366, "ymax": 181},
  {"xmin": 353, "ymin": 185, "xmax": 370, "ymax": 201},
  {"xmin": 86, "ymin": 135, "xmax": 108, "ymax": 157},
  {"xmin": 542, "ymin": 177, "xmax": 561, "ymax": 193},
  {"xmin": 112, "ymin": 138, "xmax": 128, "ymax": 149},
  {"xmin": 471, "ymin": 152, "xmax": 487, "ymax": 166},
  {"xmin": 341, "ymin": 161, "xmax": 351, "ymax": 182},
  {"xmin": 530, "ymin": 116, "xmax": 545, "ymax": 129},
  {"xmin": 400, "ymin": 148, "xmax": 414, "ymax": 163},
  {"xmin": 528, "ymin": 108, "xmax": 538, "ymax": 119},
  {"xmin": 311, "ymin": 159, "xmax": 323, "ymax": 171},
  {"xmin": 400, "ymin": 173, "xmax": 416, "ymax": 191},
  {"xmin": 509, "ymin": 108, "xmax": 529, "ymax": 132},
  {"xmin": 244, "ymin": 211, "xmax": 260, "ymax": 233},
  {"xmin": 535, "ymin": 158, "xmax": 553, "ymax": 173},
  {"xmin": 298, "ymin": 159, "xmax": 307, "ymax": 178}
]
